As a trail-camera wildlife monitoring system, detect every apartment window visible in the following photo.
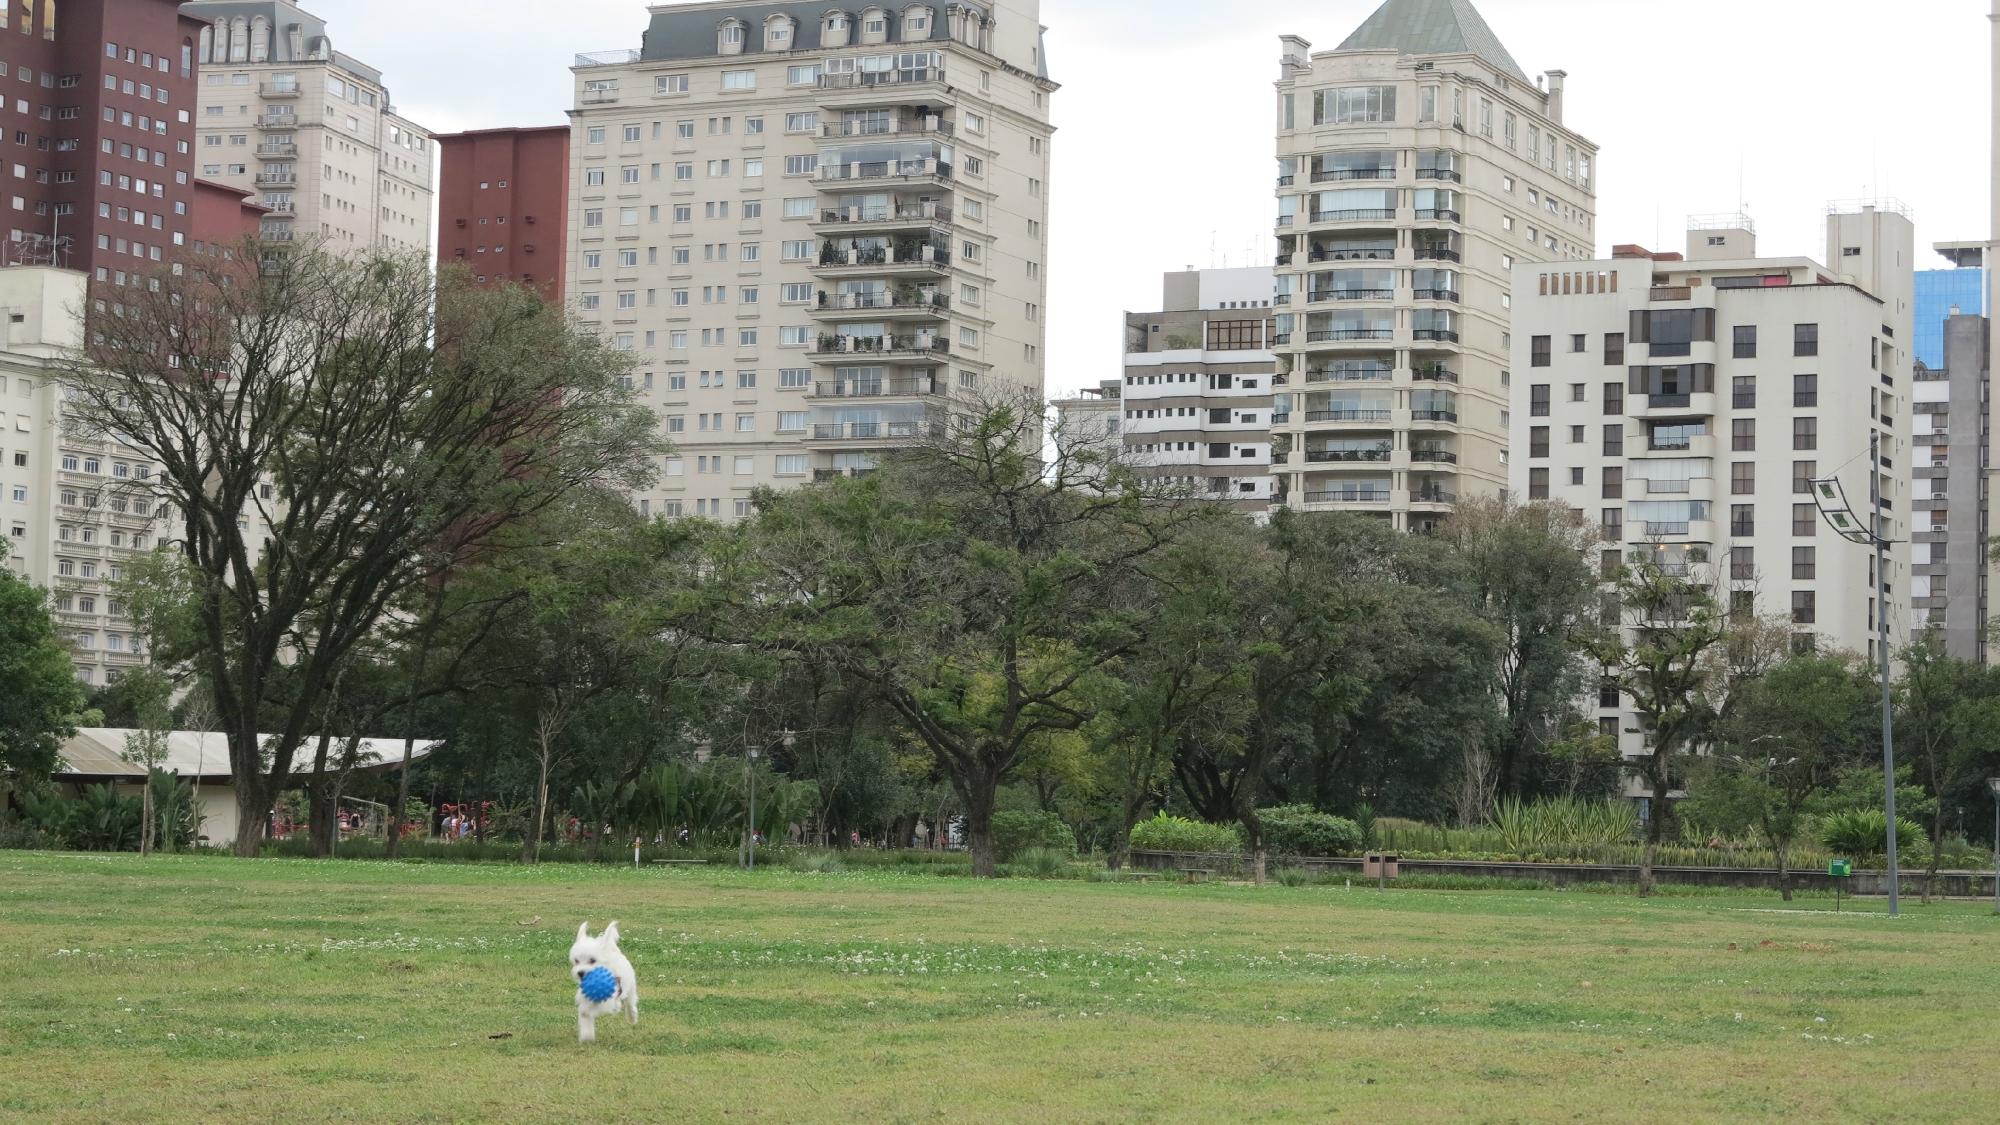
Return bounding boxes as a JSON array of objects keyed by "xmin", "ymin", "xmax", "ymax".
[
  {"xmin": 777, "ymin": 410, "xmax": 807, "ymax": 431},
  {"xmin": 1731, "ymin": 461, "xmax": 1755, "ymax": 496},
  {"xmin": 1731, "ymin": 419, "xmax": 1755, "ymax": 451},
  {"xmin": 1604, "ymin": 333, "xmax": 1624, "ymax": 365},
  {"xmin": 1793, "ymin": 323, "xmax": 1818, "ymax": 357},
  {"xmin": 784, "ymin": 154, "xmax": 817, "ymax": 175},
  {"xmin": 735, "ymin": 414, "xmax": 755, "ymax": 433},
  {"xmin": 1733, "ymin": 325, "xmax": 1756, "ymax": 359},
  {"xmin": 1602, "ymin": 423, "xmax": 1623, "ymax": 457},
  {"xmin": 721, "ymin": 70, "xmax": 756, "ymax": 91},
  {"xmin": 1730, "ymin": 545, "xmax": 1755, "ymax": 581},
  {"xmin": 1312, "ymin": 85, "xmax": 1397, "ymax": 125},
  {"xmin": 1528, "ymin": 467, "xmax": 1549, "ymax": 500},
  {"xmin": 1530, "ymin": 335, "xmax": 1551, "ymax": 367},
  {"xmin": 1793, "ymin": 374, "xmax": 1818, "ymax": 407},
  {"xmin": 1569, "ymin": 425, "xmax": 1586, "ymax": 444},
  {"xmin": 1791, "ymin": 590, "xmax": 1817, "ymax": 624},
  {"xmin": 1730, "ymin": 505, "xmax": 1754, "ymax": 537},
  {"xmin": 1570, "ymin": 467, "xmax": 1585, "ymax": 486},
  {"xmin": 780, "ymin": 369, "xmax": 811, "ymax": 389},
  {"xmin": 1792, "ymin": 546, "xmax": 1816, "ymax": 580},
  {"xmin": 1601, "ymin": 508, "xmax": 1623, "ymax": 540},
  {"xmin": 1529, "ymin": 426, "xmax": 1549, "ymax": 458},
  {"xmin": 785, "ymin": 111, "xmax": 817, "ymax": 132},
  {"xmin": 1603, "ymin": 383, "xmax": 1622, "ymax": 415},
  {"xmin": 1529, "ymin": 385, "xmax": 1549, "ymax": 417},
  {"xmin": 1569, "ymin": 383, "xmax": 1586, "ymax": 403},
  {"xmin": 623, "ymin": 124, "xmax": 642, "ymax": 142},
  {"xmin": 1793, "ymin": 503, "xmax": 1817, "ymax": 536},
  {"xmin": 1731, "ymin": 375, "xmax": 1756, "ymax": 409},
  {"xmin": 1601, "ymin": 466, "xmax": 1622, "ymax": 500},
  {"xmin": 657, "ymin": 74, "xmax": 689, "ymax": 94},
  {"xmin": 1793, "ymin": 461, "xmax": 1816, "ymax": 494},
  {"xmin": 1793, "ymin": 417, "xmax": 1818, "ymax": 450}
]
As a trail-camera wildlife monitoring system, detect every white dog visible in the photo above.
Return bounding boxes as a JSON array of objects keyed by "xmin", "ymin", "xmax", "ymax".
[{"xmin": 568, "ymin": 920, "xmax": 639, "ymax": 1044}]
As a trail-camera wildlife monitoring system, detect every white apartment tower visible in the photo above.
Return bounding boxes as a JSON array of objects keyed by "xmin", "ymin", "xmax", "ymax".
[
  {"xmin": 0, "ymin": 268, "xmax": 164, "ymax": 686},
  {"xmin": 185, "ymin": 2, "xmax": 435, "ymax": 253},
  {"xmin": 1272, "ymin": 0, "xmax": 1597, "ymax": 531},
  {"xmin": 568, "ymin": 2, "xmax": 1056, "ymax": 519},
  {"xmin": 1122, "ymin": 267, "xmax": 1278, "ymax": 512},
  {"xmin": 1510, "ymin": 208, "xmax": 1915, "ymax": 770}
]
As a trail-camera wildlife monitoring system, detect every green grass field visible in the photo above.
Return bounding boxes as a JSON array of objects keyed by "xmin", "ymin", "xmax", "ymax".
[{"xmin": 3, "ymin": 853, "xmax": 1998, "ymax": 1123}]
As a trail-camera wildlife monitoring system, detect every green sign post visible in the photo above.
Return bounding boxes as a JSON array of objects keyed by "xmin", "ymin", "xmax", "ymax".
[{"xmin": 1829, "ymin": 858, "xmax": 1852, "ymax": 911}]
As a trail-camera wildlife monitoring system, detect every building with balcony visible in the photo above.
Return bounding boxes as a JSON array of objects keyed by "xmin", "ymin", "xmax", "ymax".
[
  {"xmin": 567, "ymin": 1, "xmax": 1055, "ymax": 519},
  {"xmin": 0, "ymin": 0, "xmax": 205, "ymax": 281},
  {"xmin": 1271, "ymin": 0, "xmax": 1598, "ymax": 532},
  {"xmin": 1510, "ymin": 207, "xmax": 1915, "ymax": 779},
  {"xmin": 1912, "ymin": 308, "xmax": 1989, "ymax": 661},
  {"xmin": 185, "ymin": 1, "xmax": 432, "ymax": 253},
  {"xmin": 1119, "ymin": 267, "xmax": 1278, "ymax": 512},
  {"xmin": 0, "ymin": 267, "xmax": 168, "ymax": 686},
  {"xmin": 437, "ymin": 126, "xmax": 571, "ymax": 302}
]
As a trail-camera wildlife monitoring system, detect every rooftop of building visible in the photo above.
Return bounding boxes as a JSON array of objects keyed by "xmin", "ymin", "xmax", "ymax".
[
  {"xmin": 618, "ymin": 1, "xmax": 1050, "ymax": 80},
  {"xmin": 434, "ymin": 125, "xmax": 573, "ymax": 142},
  {"xmin": 1335, "ymin": 0, "xmax": 1530, "ymax": 84},
  {"xmin": 182, "ymin": 0, "xmax": 383, "ymax": 85}
]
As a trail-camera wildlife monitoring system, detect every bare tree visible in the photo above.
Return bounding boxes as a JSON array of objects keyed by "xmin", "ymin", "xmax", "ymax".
[{"xmin": 64, "ymin": 249, "xmax": 656, "ymax": 855}]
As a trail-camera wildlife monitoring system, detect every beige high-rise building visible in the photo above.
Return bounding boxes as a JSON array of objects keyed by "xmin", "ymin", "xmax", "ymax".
[
  {"xmin": 185, "ymin": 2, "xmax": 434, "ymax": 254},
  {"xmin": 1271, "ymin": 0, "xmax": 1597, "ymax": 532},
  {"xmin": 1510, "ymin": 208, "xmax": 1915, "ymax": 778},
  {"xmin": 568, "ymin": 1, "xmax": 1055, "ymax": 519}
]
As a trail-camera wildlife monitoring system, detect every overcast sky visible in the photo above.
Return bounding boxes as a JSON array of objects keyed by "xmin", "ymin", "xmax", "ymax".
[{"xmin": 324, "ymin": 0, "xmax": 1989, "ymax": 398}]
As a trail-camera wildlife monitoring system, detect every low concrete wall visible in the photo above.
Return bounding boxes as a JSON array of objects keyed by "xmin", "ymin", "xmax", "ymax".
[{"xmin": 1127, "ymin": 850, "xmax": 1999, "ymax": 897}]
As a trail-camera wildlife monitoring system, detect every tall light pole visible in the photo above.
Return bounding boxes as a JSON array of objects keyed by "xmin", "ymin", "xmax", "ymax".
[
  {"xmin": 1809, "ymin": 430, "xmax": 1900, "ymax": 915},
  {"xmin": 743, "ymin": 744, "xmax": 760, "ymax": 871}
]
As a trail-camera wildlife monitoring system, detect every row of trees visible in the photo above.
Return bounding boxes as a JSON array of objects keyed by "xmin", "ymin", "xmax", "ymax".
[{"xmin": 4, "ymin": 257, "xmax": 1996, "ymax": 894}]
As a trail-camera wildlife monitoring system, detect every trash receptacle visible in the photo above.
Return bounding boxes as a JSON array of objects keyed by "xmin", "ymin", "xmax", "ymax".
[{"xmin": 1362, "ymin": 852, "xmax": 1400, "ymax": 879}]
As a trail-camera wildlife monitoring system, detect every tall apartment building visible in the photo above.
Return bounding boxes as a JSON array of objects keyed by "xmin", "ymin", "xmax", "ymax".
[
  {"xmin": 1916, "ymin": 243, "xmax": 1984, "ymax": 369},
  {"xmin": 1510, "ymin": 208, "xmax": 1914, "ymax": 774},
  {"xmin": 0, "ymin": 0, "xmax": 203, "ymax": 280},
  {"xmin": 1914, "ymin": 309, "xmax": 1989, "ymax": 660},
  {"xmin": 1271, "ymin": 0, "xmax": 1597, "ymax": 532},
  {"xmin": 183, "ymin": 1, "xmax": 432, "ymax": 253},
  {"xmin": 437, "ymin": 126, "xmax": 570, "ymax": 302},
  {"xmin": 1121, "ymin": 266, "xmax": 1278, "ymax": 511},
  {"xmin": 568, "ymin": 1, "xmax": 1055, "ymax": 519},
  {"xmin": 0, "ymin": 266, "xmax": 165, "ymax": 685}
]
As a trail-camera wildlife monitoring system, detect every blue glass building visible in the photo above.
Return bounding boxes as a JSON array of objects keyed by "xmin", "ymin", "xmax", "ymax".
[{"xmin": 1915, "ymin": 268, "xmax": 1985, "ymax": 369}]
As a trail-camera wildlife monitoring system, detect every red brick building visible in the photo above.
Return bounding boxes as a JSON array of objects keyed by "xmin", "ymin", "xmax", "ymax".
[
  {"xmin": 436, "ymin": 125, "xmax": 568, "ymax": 301},
  {"xmin": 189, "ymin": 175, "xmax": 264, "ymax": 254},
  {"xmin": 0, "ymin": 0, "xmax": 202, "ymax": 283}
]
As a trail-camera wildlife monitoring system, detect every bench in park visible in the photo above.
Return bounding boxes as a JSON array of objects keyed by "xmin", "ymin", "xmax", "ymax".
[
  {"xmin": 1179, "ymin": 867, "xmax": 1215, "ymax": 884},
  {"xmin": 650, "ymin": 858, "xmax": 710, "ymax": 865}
]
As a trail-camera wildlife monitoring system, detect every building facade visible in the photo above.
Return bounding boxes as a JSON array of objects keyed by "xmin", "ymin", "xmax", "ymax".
[
  {"xmin": 184, "ymin": 1, "xmax": 432, "ymax": 254},
  {"xmin": 436, "ymin": 125, "xmax": 571, "ymax": 302},
  {"xmin": 1915, "ymin": 245, "xmax": 1984, "ymax": 370},
  {"xmin": 567, "ymin": 1, "xmax": 1055, "ymax": 520},
  {"xmin": 0, "ymin": 266, "xmax": 164, "ymax": 685},
  {"xmin": 0, "ymin": 0, "xmax": 203, "ymax": 281},
  {"xmin": 1914, "ymin": 310, "xmax": 1989, "ymax": 661},
  {"xmin": 1271, "ymin": 0, "xmax": 1598, "ymax": 532},
  {"xmin": 189, "ymin": 174, "xmax": 265, "ymax": 249},
  {"xmin": 1121, "ymin": 267, "xmax": 1278, "ymax": 511},
  {"xmin": 1510, "ymin": 209, "xmax": 1915, "ymax": 776}
]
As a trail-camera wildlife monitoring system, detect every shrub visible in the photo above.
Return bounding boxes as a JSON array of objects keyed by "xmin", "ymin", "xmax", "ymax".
[
  {"xmin": 1258, "ymin": 805, "xmax": 1363, "ymax": 857},
  {"xmin": 1933, "ymin": 834, "xmax": 1990, "ymax": 870},
  {"xmin": 1128, "ymin": 813, "xmax": 1243, "ymax": 855},
  {"xmin": 1818, "ymin": 808, "xmax": 1927, "ymax": 862},
  {"xmin": 790, "ymin": 850, "xmax": 846, "ymax": 874},
  {"xmin": 990, "ymin": 810, "xmax": 1076, "ymax": 861},
  {"xmin": 1012, "ymin": 846, "xmax": 1070, "ymax": 878},
  {"xmin": 1275, "ymin": 866, "xmax": 1315, "ymax": 887}
]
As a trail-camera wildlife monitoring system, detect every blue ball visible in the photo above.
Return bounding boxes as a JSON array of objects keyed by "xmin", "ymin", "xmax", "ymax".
[{"xmin": 579, "ymin": 965, "xmax": 617, "ymax": 1003}]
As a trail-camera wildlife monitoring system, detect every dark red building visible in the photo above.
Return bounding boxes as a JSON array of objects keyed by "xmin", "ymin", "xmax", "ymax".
[
  {"xmin": 436, "ymin": 125, "xmax": 568, "ymax": 302},
  {"xmin": 0, "ymin": 0, "xmax": 202, "ymax": 283},
  {"xmin": 190, "ymin": 175, "xmax": 265, "ymax": 254}
]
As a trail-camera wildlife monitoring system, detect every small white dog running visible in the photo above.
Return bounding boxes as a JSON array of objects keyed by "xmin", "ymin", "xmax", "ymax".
[{"xmin": 569, "ymin": 920, "xmax": 639, "ymax": 1043}]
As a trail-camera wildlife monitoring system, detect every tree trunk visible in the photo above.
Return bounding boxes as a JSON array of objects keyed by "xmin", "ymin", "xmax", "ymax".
[
  {"xmin": 1776, "ymin": 840, "xmax": 1792, "ymax": 902},
  {"xmin": 523, "ymin": 743, "xmax": 552, "ymax": 864},
  {"xmin": 962, "ymin": 774, "xmax": 997, "ymax": 877},
  {"xmin": 231, "ymin": 776, "xmax": 272, "ymax": 857},
  {"xmin": 384, "ymin": 733, "xmax": 419, "ymax": 860},
  {"xmin": 1923, "ymin": 809, "xmax": 1944, "ymax": 905},
  {"xmin": 139, "ymin": 779, "xmax": 154, "ymax": 858},
  {"xmin": 306, "ymin": 732, "xmax": 337, "ymax": 858}
]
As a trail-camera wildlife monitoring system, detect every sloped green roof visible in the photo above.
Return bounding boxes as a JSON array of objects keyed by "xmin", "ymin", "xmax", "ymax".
[{"xmin": 1336, "ymin": 0, "xmax": 1531, "ymax": 84}]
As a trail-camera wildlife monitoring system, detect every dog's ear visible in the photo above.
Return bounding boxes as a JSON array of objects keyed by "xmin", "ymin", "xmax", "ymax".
[
  {"xmin": 603, "ymin": 920, "xmax": 620, "ymax": 946},
  {"xmin": 576, "ymin": 921, "xmax": 591, "ymax": 943}
]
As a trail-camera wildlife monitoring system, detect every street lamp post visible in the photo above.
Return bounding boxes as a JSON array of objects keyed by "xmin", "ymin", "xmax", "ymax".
[
  {"xmin": 1808, "ymin": 432, "xmax": 1901, "ymax": 916},
  {"xmin": 743, "ymin": 744, "xmax": 760, "ymax": 871},
  {"xmin": 1988, "ymin": 778, "xmax": 2000, "ymax": 914}
]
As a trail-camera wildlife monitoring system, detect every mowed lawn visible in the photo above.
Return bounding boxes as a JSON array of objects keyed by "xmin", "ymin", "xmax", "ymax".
[{"xmin": 2, "ymin": 854, "xmax": 1998, "ymax": 1123}]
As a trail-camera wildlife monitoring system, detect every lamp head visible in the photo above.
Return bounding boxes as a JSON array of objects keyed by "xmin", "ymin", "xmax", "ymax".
[{"xmin": 1987, "ymin": 777, "xmax": 2000, "ymax": 796}]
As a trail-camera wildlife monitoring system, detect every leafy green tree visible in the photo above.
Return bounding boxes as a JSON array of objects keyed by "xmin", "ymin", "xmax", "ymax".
[
  {"xmin": 1442, "ymin": 498, "xmax": 1600, "ymax": 797},
  {"xmin": 1687, "ymin": 653, "xmax": 1875, "ymax": 899},
  {"xmin": 1894, "ymin": 635, "xmax": 2000, "ymax": 901},
  {"xmin": 1582, "ymin": 556, "xmax": 1728, "ymax": 896},
  {"xmin": 736, "ymin": 397, "xmax": 1203, "ymax": 875},
  {"xmin": 0, "ymin": 569, "xmax": 89, "ymax": 794},
  {"xmin": 117, "ymin": 665, "xmax": 176, "ymax": 857},
  {"xmin": 65, "ymin": 255, "xmax": 658, "ymax": 855}
]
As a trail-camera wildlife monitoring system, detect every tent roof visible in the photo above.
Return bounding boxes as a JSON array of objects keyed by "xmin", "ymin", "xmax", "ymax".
[{"xmin": 56, "ymin": 728, "xmax": 438, "ymax": 781}]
